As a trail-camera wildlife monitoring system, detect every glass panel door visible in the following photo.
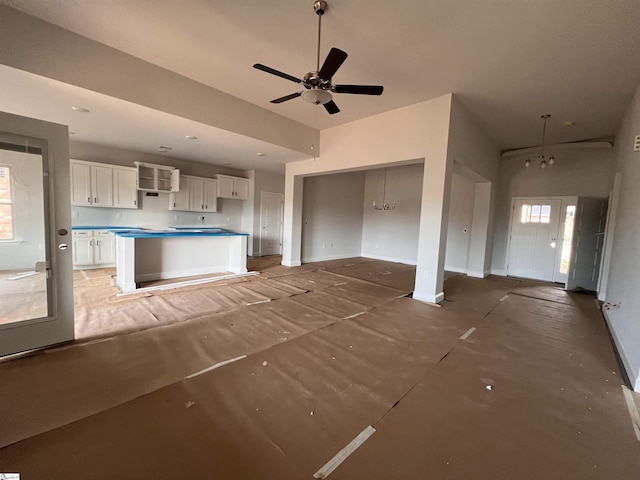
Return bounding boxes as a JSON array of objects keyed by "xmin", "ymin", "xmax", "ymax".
[
  {"xmin": 0, "ymin": 146, "xmax": 50, "ymax": 324},
  {"xmin": 0, "ymin": 121, "xmax": 74, "ymax": 357}
]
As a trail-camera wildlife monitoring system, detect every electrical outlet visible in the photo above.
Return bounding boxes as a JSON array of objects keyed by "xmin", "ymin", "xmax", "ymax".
[
  {"xmin": 634, "ymin": 135, "xmax": 640, "ymax": 152},
  {"xmin": 174, "ymin": 214, "xmax": 179, "ymax": 220},
  {"xmin": 116, "ymin": 212, "xmax": 122, "ymax": 219},
  {"xmin": 72, "ymin": 211, "xmax": 79, "ymax": 218},
  {"xmin": 423, "ymin": 271, "xmax": 429, "ymax": 279}
]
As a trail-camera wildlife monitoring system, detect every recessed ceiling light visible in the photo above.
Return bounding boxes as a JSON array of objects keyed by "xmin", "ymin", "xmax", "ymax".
[
  {"xmin": 564, "ymin": 121, "xmax": 575, "ymax": 127},
  {"xmin": 71, "ymin": 106, "xmax": 90, "ymax": 113},
  {"xmin": 158, "ymin": 146, "xmax": 173, "ymax": 152},
  {"xmin": 256, "ymin": 152, "xmax": 267, "ymax": 156},
  {"xmin": 223, "ymin": 162, "xmax": 231, "ymax": 166},
  {"xmin": 185, "ymin": 135, "xmax": 198, "ymax": 140}
]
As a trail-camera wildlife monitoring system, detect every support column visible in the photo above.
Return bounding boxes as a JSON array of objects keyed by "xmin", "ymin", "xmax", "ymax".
[
  {"xmin": 282, "ymin": 173, "xmax": 303, "ymax": 267},
  {"xmin": 413, "ymin": 157, "xmax": 452, "ymax": 304}
]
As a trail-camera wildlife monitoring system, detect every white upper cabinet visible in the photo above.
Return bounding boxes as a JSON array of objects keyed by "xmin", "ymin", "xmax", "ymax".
[
  {"xmin": 170, "ymin": 175, "xmax": 218, "ymax": 212},
  {"xmin": 216, "ymin": 174, "xmax": 249, "ymax": 200},
  {"xmin": 113, "ymin": 167, "xmax": 138, "ymax": 209},
  {"xmin": 202, "ymin": 178, "xmax": 218, "ymax": 212},
  {"xmin": 70, "ymin": 162, "xmax": 92, "ymax": 206},
  {"xmin": 91, "ymin": 164, "xmax": 113, "ymax": 207},
  {"xmin": 169, "ymin": 175, "xmax": 190, "ymax": 211},
  {"xmin": 135, "ymin": 162, "xmax": 179, "ymax": 192},
  {"xmin": 70, "ymin": 160, "xmax": 139, "ymax": 209}
]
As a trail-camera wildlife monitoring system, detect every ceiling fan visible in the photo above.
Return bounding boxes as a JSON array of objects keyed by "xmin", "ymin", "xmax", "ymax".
[{"xmin": 253, "ymin": 0, "xmax": 384, "ymax": 115}]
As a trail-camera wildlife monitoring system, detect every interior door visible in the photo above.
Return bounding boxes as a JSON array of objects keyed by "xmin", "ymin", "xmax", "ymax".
[
  {"xmin": 260, "ymin": 191, "xmax": 284, "ymax": 256},
  {"xmin": 0, "ymin": 119, "xmax": 74, "ymax": 357},
  {"xmin": 565, "ymin": 197, "xmax": 608, "ymax": 291},
  {"xmin": 507, "ymin": 198, "xmax": 562, "ymax": 281}
]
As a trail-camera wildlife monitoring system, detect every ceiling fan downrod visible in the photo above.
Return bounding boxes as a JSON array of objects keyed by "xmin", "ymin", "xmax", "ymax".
[{"xmin": 314, "ymin": 1, "xmax": 328, "ymax": 72}]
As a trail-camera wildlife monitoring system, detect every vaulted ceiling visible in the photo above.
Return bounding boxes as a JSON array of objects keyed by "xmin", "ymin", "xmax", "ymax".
[{"xmin": 1, "ymin": 0, "xmax": 639, "ymax": 171}]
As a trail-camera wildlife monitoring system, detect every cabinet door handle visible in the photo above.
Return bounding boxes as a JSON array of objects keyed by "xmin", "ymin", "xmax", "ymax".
[
  {"xmin": 173, "ymin": 202, "xmax": 176, "ymax": 207},
  {"xmin": 94, "ymin": 197, "xmax": 98, "ymax": 203},
  {"xmin": 88, "ymin": 196, "xmax": 92, "ymax": 204},
  {"xmin": 90, "ymin": 240, "xmax": 94, "ymax": 246},
  {"xmin": 134, "ymin": 200, "xmax": 137, "ymax": 206}
]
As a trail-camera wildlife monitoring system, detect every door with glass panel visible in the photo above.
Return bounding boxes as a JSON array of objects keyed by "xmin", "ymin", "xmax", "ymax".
[
  {"xmin": 0, "ymin": 124, "xmax": 74, "ymax": 357},
  {"xmin": 507, "ymin": 198, "xmax": 562, "ymax": 282}
]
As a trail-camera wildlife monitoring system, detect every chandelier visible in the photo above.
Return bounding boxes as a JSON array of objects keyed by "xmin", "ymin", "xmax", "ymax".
[
  {"xmin": 525, "ymin": 114, "xmax": 555, "ymax": 168},
  {"xmin": 372, "ymin": 168, "xmax": 395, "ymax": 210}
]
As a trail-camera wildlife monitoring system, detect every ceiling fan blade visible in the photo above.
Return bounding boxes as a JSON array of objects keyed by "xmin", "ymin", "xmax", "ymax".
[
  {"xmin": 334, "ymin": 84, "xmax": 384, "ymax": 95},
  {"xmin": 253, "ymin": 64, "xmax": 302, "ymax": 84},
  {"xmin": 271, "ymin": 92, "xmax": 302, "ymax": 104},
  {"xmin": 323, "ymin": 100, "xmax": 340, "ymax": 115},
  {"xmin": 318, "ymin": 48, "xmax": 348, "ymax": 80}
]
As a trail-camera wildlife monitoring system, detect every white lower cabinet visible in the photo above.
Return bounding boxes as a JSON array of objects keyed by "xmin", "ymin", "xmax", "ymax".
[{"xmin": 72, "ymin": 230, "xmax": 116, "ymax": 268}]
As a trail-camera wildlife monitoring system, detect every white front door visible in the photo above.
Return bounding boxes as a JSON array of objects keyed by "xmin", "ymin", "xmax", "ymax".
[
  {"xmin": 260, "ymin": 192, "xmax": 283, "ymax": 256},
  {"xmin": 0, "ymin": 118, "xmax": 74, "ymax": 357},
  {"xmin": 507, "ymin": 198, "xmax": 562, "ymax": 282}
]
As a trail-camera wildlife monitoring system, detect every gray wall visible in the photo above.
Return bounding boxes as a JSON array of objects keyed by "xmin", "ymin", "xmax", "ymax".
[
  {"xmin": 301, "ymin": 172, "xmax": 365, "ymax": 262},
  {"xmin": 361, "ymin": 164, "xmax": 424, "ymax": 264},
  {"xmin": 603, "ymin": 83, "xmax": 640, "ymax": 391},
  {"xmin": 445, "ymin": 173, "xmax": 475, "ymax": 272}
]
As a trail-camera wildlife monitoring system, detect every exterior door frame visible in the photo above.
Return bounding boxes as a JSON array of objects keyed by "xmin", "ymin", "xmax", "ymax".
[
  {"xmin": 505, "ymin": 196, "xmax": 574, "ymax": 283},
  {"xmin": 0, "ymin": 112, "xmax": 73, "ymax": 357}
]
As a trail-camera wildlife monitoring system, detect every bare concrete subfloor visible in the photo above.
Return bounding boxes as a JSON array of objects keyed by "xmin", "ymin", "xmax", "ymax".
[{"xmin": 0, "ymin": 257, "xmax": 638, "ymax": 479}]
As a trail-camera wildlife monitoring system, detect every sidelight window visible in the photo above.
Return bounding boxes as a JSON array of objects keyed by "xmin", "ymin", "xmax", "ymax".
[{"xmin": 0, "ymin": 165, "xmax": 13, "ymax": 240}]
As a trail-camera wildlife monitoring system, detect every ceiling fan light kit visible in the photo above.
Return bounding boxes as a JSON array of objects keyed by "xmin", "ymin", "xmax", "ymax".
[{"xmin": 253, "ymin": 0, "xmax": 384, "ymax": 115}]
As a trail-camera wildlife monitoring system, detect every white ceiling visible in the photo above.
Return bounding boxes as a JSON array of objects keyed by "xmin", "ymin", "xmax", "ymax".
[
  {"xmin": 0, "ymin": 64, "xmax": 309, "ymax": 174},
  {"xmin": 2, "ymin": 0, "xmax": 640, "ymax": 169}
]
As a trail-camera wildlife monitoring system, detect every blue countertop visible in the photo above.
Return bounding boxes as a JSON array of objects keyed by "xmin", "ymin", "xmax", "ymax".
[
  {"xmin": 72, "ymin": 226, "xmax": 246, "ymax": 238},
  {"xmin": 72, "ymin": 226, "xmax": 137, "ymax": 230},
  {"xmin": 113, "ymin": 228, "xmax": 247, "ymax": 238}
]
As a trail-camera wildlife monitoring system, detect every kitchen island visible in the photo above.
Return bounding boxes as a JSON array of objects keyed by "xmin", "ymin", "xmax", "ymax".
[{"xmin": 113, "ymin": 228, "xmax": 248, "ymax": 293}]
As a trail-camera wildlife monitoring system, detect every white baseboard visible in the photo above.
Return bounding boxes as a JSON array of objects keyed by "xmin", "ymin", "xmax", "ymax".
[
  {"xmin": 136, "ymin": 266, "xmax": 228, "ymax": 282},
  {"xmin": 491, "ymin": 268, "xmax": 507, "ymax": 277},
  {"xmin": 412, "ymin": 291, "xmax": 445, "ymax": 304},
  {"xmin": 444, "ymin": 265, "xmax": 467, "ymax": 274},
  {"xmin": 302, "ymin": 252, "xmax": 362, "ymax": 263},
  {"xmin": 282, "ymin": 260, "xmax": 301, "ymax": 267},
  {"xmin": 467, "ymin": 269, "xmax": 489, "ymax": 278},
  {"xmin": 360, "ymin": 252, "xmax": 417, "ymax": 265},
  {"xmin": 602, "ymin": 307, "xmax": 640, "ymax": 392}
]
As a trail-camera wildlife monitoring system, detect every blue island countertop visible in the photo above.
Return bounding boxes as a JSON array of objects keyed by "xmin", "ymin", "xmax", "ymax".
[{"xmin": 112, "ymin": 228, "xmax": 248, "ymax": 238}]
